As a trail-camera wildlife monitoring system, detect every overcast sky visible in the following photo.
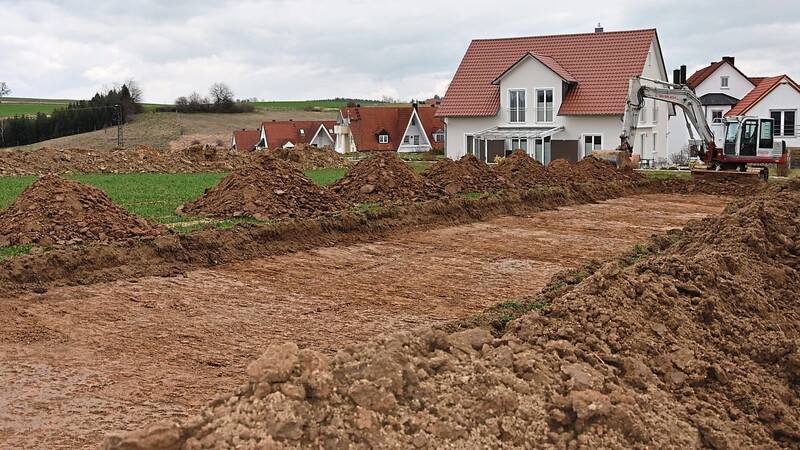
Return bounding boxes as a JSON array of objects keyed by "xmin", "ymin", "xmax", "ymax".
[{"xmin": 2, "ymin": 0, "xmax": 799, "ymax": 104}]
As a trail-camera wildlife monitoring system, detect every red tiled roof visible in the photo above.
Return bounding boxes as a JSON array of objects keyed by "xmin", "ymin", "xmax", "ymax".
[
  {"xmin": 725, "ymin": 75, "xmax": 800, "ymax": 117},
  {"xmin": 417, "ymin": 107, "xmax": 446, "ymax": 150},
  {"xmin": 260, "ymin": 120, "xmax": 336, "ymax": 149},
  {"xmin": 748, "ymin": 77, "xmax": 766, "ymax": 86},
  {"xmin": 437, "ymin": 29, "xmax": 657, "ymax": 117},
  {"xmin": 341, "ymin": 106, "xmax": 437, "ymax": 151},
  {"xmin": 231, "ymin": 130, "xmax": 261, "ymax": 152},
  {"xmin": 686, "ymin": 61, "xmax": 725, "ymax": 89},
  {"xmin": 493, "ymin": 53, "xmax": 577, "ymax": 85}
]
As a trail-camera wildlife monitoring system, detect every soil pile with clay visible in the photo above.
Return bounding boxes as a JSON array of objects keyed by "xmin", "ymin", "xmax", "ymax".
[
  {"xmin": 104, "ymin": 191, "xmax": 800, "ymax": 450},
  {"xmin": 0, "ymin": 145, "xmax": 255, "ymax": 175},
  {"xmin": 545, "ymin": 158, "xmax": 581, "ymax": 184},
  {"xmin": 265, "ymin": 145, "xmax": 350, "ymax": 170},
  {"xmin": 330, "ymin": 152, "xmax": 446, "ymax": 204},
  {"xmin": 179, "ymin": 156, "xmax": 345, "ymax": 220},
  {"xmin": 0, "ymin": 174, "xmax": 161, "ymax": 247},
  {"xmin": 494, "ymin": 149, "xmax": 551, "ymax": 188},
  {"xmin": 571, "ymin": 155, "xmax": 643, "ymax": 182},
  {"xmin": 423, "ymin": 154, "xmax": 513, "ymax": 194}
]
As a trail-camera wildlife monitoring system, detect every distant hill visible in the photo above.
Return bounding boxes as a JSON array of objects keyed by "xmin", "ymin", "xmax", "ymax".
[{"xmin": 0, "ymin": 97, "xmax": 73, "ymax": 118}]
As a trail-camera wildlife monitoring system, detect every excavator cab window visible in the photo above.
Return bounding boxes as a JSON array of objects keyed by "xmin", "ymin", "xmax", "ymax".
[
  {"xmin": 759, "ymin": 119, "xmax": 774, "ymax": 149},
  {"xmin": 739, "ymin": 119, "xmax": 758, "ymax": 156},
  {"xmin": 724, "ymin": 121, "xmax": 739, "ymax": 155}
]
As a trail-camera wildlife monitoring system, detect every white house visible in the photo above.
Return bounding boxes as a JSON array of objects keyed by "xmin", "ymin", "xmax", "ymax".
[
  {"xmin": 258, "ymin": 120, "xmax": 336, "ymax": 150},
  {"xmin": 436, "ymin": 28, "xmax": 671, "ymax": 164},
  {"xmin": 669, "ymin": 57, "xmax": 800, "ymax": 155},
  {"xmin": 334, "ymin": 104, "xmax": 445, "ymax": 154}
]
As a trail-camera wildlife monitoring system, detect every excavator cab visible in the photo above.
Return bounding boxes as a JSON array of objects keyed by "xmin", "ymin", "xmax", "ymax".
[{"xmin": 721, "ymin": 117, "xmax": 777, "ymax": 159}]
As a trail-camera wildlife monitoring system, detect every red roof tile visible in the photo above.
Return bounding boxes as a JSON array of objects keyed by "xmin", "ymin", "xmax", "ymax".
[
  {"xmin": 686, "ymin": 61, "xmax": 726, "ymax": 89},
  {"xmin": 493, "ymin": 53, "xmax": 577, "ymax": 85},
  {"xmin": 725, "ymin": 75, "xmax": 800, "ymax": 117},
  {"xmin": 340, "ymin": 106, "xmax": 444, "ymax": 151},
  {"xmin": 747, "ymin": 77, "xmax": 766, "ymax": 86},
  {"xmin": 260, "ymin": 120, "xmax": 336, "ymax": 149},
  {"xmin": 437, "ymin": 29, "xmax": 657, "ymax": 117},
  {"xmin": 231, "ymin": 130, "xmax": 261, "ymax": 152}
]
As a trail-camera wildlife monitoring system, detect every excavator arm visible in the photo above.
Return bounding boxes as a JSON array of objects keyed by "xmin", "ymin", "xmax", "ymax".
[{"xmin": 619, "ymin": 76, "xmax": 715, "ymax": 157}]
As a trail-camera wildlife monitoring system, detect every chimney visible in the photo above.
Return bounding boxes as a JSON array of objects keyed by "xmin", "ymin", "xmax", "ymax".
[
  {"xmin": 673, "ymin": 69, "xmax": 681, "ymax": 84},
  {"xmin": 412, "ymin": 99, "xmax": 418, "ymax": 110},
  {"xmin": 594, "ymin": 22, "xmax": 603, "ymax": 33},
  {"xmin": 722, "ymin": 56, "xmax": 735, "ymax": 66},
  {"xmin": 680, "ymin": 65, "xmax": 687, "ymax": 84},
  {"xmin": 289, "ymin": 119, "xmax": 293, "ymax": 122}
]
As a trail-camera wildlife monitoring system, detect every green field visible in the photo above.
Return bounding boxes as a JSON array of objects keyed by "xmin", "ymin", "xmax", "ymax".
[
  {"xmin": 251, "ymin": 100, "xmax": 384, "ymax": 110},
  {"xmin": 0, "ymin": 169, "xmax": 349, "ymax": 226},
  {"xmin": 0, "ymin": 102, "xmax": 71, "ymax": 118}
]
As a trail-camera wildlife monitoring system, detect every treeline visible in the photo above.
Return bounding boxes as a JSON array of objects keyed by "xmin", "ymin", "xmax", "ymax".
[
  {"xmin": 154, "ymin": 82, "xmax": 255, "ymax": 114},
  {"xmin": 0, "ymin": 85, "xmax": 141, "ymax": 148}
]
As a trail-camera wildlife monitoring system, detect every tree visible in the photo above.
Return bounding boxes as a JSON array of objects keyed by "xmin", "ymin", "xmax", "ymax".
[
  {"xmin": 124, "ymin": 78, "xmax": 143, "ymax": 104},
  {"xmin": 669, "ymin": 145, "xmax": 691, "ymax": 166},
  {"xmin": 187, "ymin": 91, "xmax": 206, "ymax": 106},
  {"xmin": 209, "ymin": 82, "xmax": 234, "ymax": 104},
  {"xmin": 0, "ymin": 82, "xmax": 10, "ymax": 103}
]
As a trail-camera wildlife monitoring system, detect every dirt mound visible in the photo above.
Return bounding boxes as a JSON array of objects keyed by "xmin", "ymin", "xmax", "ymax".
[
  {"xmin": 104, "ymin": 191, "xmax": 800, "ymax": 449},
  {"xmin": 545, "ymin": 158, "xmax": 581, "ymax": 184},
  {"xmin": 423, "ymin": 154, "xmax": 513, "ymax": 194},
  {"xmin": 179, "ymin": 156, "xmax": 346, "ymax": 220},
  {"xmin": 265, "ymin": 145, "xmax": 350, "ymax": 170},
  {"xmin": 0, "ymin": 145, "xmax": 255, "ymax": 175},
  {"xmin": 330, "ymin": 152, "xmax": 446, "ymax": 204},
  {"xmin": 572, "ymin": 155, "xmax": 643, "ymax": 182},
  {"xmin": 0, "ymin": 174, "xmax": 162, "ymax": 247},
  {"xmin": 494, "ymin": 149, "xmax": 551, "ymax": 188}
]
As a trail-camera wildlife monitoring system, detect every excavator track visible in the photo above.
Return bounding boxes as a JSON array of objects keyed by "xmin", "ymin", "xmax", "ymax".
[{"xmin": 690, "ymin": 167, "xmax": 767, "ymax": 183}]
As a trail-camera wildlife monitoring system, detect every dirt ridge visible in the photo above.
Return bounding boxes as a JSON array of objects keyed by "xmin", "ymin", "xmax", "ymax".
[{"xmin": 103, "ymin": 190, "xmax": 800, "ymax": 449}]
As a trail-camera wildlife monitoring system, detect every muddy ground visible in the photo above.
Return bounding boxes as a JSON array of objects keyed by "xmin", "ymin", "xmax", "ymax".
[{"xmin": 0, "ymin": 193, "xmax": 729, "ymax": 449}]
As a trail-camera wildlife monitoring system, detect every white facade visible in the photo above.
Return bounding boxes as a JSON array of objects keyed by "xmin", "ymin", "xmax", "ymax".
[
  {"xmin": 310, "ymin": 124, "xmax": 336, "ymax": 148},
  {"xmin": 745, "ymin": 81, "xmax": 800, "ymax": 148},
  {"xmin": 398, "ymin": 109, "xmax": 433, "ymax": 153},
  {"xmin": 444, "ymin": 38, "xmax": 669, "ymax": 164},
  {"xmin": 668, "ymin": 61, "xmax": 755, "ymax": 156}
]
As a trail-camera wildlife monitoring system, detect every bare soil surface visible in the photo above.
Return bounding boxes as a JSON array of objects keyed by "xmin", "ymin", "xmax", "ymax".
[{"xmin": 0, "ymin": 193, "xmax": 728, "ymax": 449}]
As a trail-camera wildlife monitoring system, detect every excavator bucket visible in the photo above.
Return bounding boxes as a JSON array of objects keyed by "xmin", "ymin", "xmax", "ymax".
[{"xmin": 690, "ymin": 168, "xmax": 766, "ymax": 184}]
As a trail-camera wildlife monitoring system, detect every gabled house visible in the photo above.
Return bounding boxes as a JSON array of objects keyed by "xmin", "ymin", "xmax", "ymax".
[
  {"xmin": 231, "ymin": 129, "xmax": 262, "ymax": 152},
  {"xmin": 334, "ymin": 103, "xmax": 445, "ymax": 153},
  {"xmin": 258, "ymin": 120, "xmax": 336, "ymax": 150},
  {"xmin": 670, "ymin": 57, "xmax": 800, "ymax": 153},
  {"xmin": 437, "ymin": 28, "xmax": 670, "ymax": 164}
]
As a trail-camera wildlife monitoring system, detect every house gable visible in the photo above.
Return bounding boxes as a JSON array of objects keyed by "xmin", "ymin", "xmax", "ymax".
[
  {"xmin": 231, "ymin": 129, "xmax": 261, "ymax": 152},
  {"xmin": 260, "ymin": 120, "xmax": 337, "ymax": 149},
  {"xmin": 726, "ymin": 75, "xmax": 800, "ymax": 117},
  {"xmin": 398, "ymin": 108, "xmax": 432, "ymax": 152},
  {"xmin": 437, "ymin": 28, "xmax": 658, "ymax": 118}
]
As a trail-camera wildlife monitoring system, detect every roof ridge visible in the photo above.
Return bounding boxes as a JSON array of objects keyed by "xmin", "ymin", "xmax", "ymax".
[{"xmin": 470, "ymin": 28, "xmax": 655, "ymax": 43}]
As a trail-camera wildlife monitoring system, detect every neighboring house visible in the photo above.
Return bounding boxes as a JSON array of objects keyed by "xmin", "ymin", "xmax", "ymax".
[
  {"xmin": 669, "ymin": 57, "xmax": 800, "ymax": 154},
  {"xmin": 436, "ymin": 28, "xmax": 671, "ymax": 164},
  {"xmin": 258, "ymin": 120, "xmax": 336, "ymax": 149},
  {"xmin": 231, "ymin": 129, "xmax": 262, "ymax": 152},
  {"xmin": 334, "ymin": 103, "xmax": 445, "ymax": 153}
]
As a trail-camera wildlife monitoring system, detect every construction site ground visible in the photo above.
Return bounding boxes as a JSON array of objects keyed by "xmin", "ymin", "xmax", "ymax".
[{"xmin": 0, "ymin": 193, "xmax": 729, "ymax": 449}]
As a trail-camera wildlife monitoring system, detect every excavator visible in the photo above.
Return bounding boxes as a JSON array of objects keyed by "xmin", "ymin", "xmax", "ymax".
[{"xmin": 617, "ymin": 76, "xmax": 788, "ymax": 181}]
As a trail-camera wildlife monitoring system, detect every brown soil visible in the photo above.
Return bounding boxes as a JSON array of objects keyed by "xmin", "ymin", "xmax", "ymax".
[
  {"xmin": 423, "ymin": 154, "xmax": 513, "ymax": 194},
  {"xmin": 265, "ymin": 145, "xmax": 350, "ymax": 170},
  {"xmin": 546, "ymin": 158, "xmax": 581, "ymax": 184},
  {"xmin": 494, "ymin": 149, "xmax": 551, "ymax": 188},
  {"xmin": 101, "ymin": 191, "xmax": 800, "ymax": 450},
  {"xmin": 0, "ymin": 174, "xmax": 162, "ymax": 247},
  {"xmin": 572, "ymin": 155, "xmax": 643, "ymax": 182},
  {"xmin": 178, "ymin": 155, "xmax": 346, "ymax": 220},
  {"xmin": 0, "ymin": 193, "xmax": 729, "ymax": 449},
  {"xmin": 329, "ymin": 152, "xmax": 446, "ymax": 204}
]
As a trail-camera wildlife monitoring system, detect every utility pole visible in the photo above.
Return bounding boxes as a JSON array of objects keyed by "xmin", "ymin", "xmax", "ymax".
[{"xmin": 114, "ymin": 104, "xmax": 124, "ymax": 147}]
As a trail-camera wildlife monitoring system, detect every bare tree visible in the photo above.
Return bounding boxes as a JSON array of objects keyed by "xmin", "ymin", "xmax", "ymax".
[
  {"xmin": 669, "ymin": 145, "xmax": 690, "ymax": 166},
  {"xmin": 0, "ymin": 82, "xmax": 10, "ymax": 103},
  {"xmin": 187, "ymin": 91, "xmax": 207, "ymax": 106},
  {"xmin": 175, "ymin": 96, "xmax": 189, "ymax": 107},
  {"xmin": 209, "ymin": 82, "xmax": 234, "ymax": 104},
  {"xmin": 124, "ymin": 78, "xmax": 143, "ymax": 104}
]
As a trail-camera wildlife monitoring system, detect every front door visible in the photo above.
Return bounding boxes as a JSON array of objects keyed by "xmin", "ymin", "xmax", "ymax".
[{"xmin": 486, "ymin": 140, "xmax": 506, "ymax": 163}]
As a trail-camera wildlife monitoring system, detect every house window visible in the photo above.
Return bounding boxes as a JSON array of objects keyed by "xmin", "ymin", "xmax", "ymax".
[
  {"xmin": 433, "ymin": 131, "xmax": 444, "ymax": 142},
  {"xmin": 653, "ymin": 106, "xmax": 659, "ymax": 124},
  {"xmin": 721, "ymin": 76, "xmax": 729, "ymax": 89},
  {"xmin": 509, "ymin": 89, "xmax": 526, "ymax": 123},
  {"xmin": 583, "ymin": 134, "xmax": 602, "ymax": 157},
  {"xmin": 510, "ymin": 138, "xmax": 528, "ymax": 153},
  {"xmin": 652, "ymin": 132, "xmax": 658, "ymax": 157},
  {"xmin": 378, "ymin": 134, "xmax": 389, "ymax": 144},
  {"xmin": 536, "ymin": 89, "xmax": 554, "ymax": 122},
  {"xmin": 640, "ymin": 133, "xmax": 647, "ymax": 155},
  {"xmin": 711, "ymin": 110, "xmax": 723, "ymax": 124},
  {"xmin": 771, "ymin": 110, "xmax": 796, "ymax": 137},
  {"xmin": 640, "ymin": 105, "xmax": 647, "ymax": 123},
  {"xmin": 466, "ymin": 134, "xmax": 475, "ymax": 154},
  {"xmin": 534, "ymin": 137, "xmax": 551, "ymax": 164}
]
